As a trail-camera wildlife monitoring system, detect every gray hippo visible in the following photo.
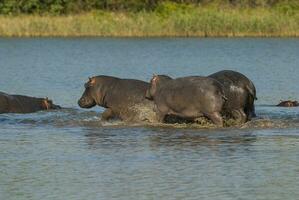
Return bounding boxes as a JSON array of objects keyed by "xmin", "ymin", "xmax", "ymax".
[
  {"xmin": 208, "ymin": 70, "xmax": 257, "ymax": 123},
  {"xmin": 277, "ymin": 100, "xmax": 299, "ymax": 107},
  {"xmin": 145, "ymin": 75, "xmax": 226, "ymax": 126},
  {"xmin": 78, "ymin": 76, "xmax": 158, "ymax": 123},
  {"xmin": 0, "ymin": 91, "xmax": 61, "ymax": 114}
]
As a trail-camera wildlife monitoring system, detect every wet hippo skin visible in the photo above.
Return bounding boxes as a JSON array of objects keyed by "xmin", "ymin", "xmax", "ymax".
[
  {"xmin": 146, "ymin": 75, "xmax": 226, "ymax": 126},
  {"xmin": 0, "ymin": 92, "xmax": 61, "ymax": 114},
  {"xmin": 209, "ymin": 70, "xmax": 257, "ymax": 123},
  {"xmin": 277, "ymin": 100, "xmax": 299, "ymax": 107},
  {"xmin": 78, "ymin": 76, "xmax": 158, "ymax": 123}
]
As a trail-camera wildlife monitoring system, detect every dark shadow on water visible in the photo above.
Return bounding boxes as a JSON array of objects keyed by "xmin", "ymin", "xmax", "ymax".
[
  {"xmin": 151, "ymin": 129, "xmax": 255, "ymax": 143},
  {"xmin": 82, "ymin": 125, "xmax": 258, "ymax": 155}
]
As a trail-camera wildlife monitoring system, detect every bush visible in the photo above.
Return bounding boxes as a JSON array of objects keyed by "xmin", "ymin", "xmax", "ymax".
[
  {"xmin": 275, "ymin": 0, "xmax": 299, "ymax": 15},
  {"xmin": 0, "ymin": 0, "xmax": 298, "ymax": 15}
]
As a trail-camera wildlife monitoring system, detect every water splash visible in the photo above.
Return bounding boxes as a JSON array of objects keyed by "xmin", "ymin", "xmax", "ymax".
[{"xmin": 0, "ymin": 106, "xmax": 299, "ymax": 130}]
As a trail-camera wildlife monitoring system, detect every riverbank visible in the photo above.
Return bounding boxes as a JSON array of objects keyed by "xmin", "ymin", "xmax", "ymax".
[{"xmin": 1, "ymin": 5, "xmax": 299, "ymax": 37}]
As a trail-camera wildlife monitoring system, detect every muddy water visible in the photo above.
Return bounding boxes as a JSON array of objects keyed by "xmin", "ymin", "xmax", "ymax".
[{"xmin": 1, "ymin": 38, "xmax": 299, "ymax": 200}]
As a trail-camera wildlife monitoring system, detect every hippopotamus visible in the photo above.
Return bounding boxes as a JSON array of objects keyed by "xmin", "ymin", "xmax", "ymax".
[
  {"xmin": 0, "ymin": 92, "xmax": 61, "ymax": 114},
  {"xmin": 145, "ymin": 75, "xmax": 226, "ymax": 126},
  {"xmin": 78, "ymin": 76, "xmax": 158, "ymax": 123},
  {"xmin": 277, "ymin": 100, "xmax": 299, "ymax": 107},
  {"xmin": 208, "ymin": 70, "xmax": 257, "ymax": 123}
]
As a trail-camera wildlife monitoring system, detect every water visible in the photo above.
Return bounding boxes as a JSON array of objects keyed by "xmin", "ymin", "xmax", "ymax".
[{"xmin": 1, "ymin": 37, "xmax": 299, "ymax": 200}]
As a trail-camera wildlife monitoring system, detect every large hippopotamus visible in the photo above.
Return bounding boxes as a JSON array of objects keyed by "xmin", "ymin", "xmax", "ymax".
[
  {"xmin": 145, "ymin": 75, "xmax": 226, "ymax": 126},
  {"xmin": 208, "ymin": 70, "xmax": 257, "ymax": 123},
  {"xmin": 277, "ymin": 100, "xmax": 299, "ymax": 107},
  {"xmin": 78, "ymin": 76, "xmax": 158, "ymax": 123},
  {"xmin": 0, "ymin": 92, "xmax": 61, "ymax": 114}
]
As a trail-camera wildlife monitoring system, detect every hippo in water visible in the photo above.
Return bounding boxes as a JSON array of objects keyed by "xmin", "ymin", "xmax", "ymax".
[
  {"xmin": 145, "ymin": 75, "xmax": 226, "ymax": 126},
  {"xmin": 277, "ymin": 100, "xmax": 299, "ymax": 107},
  {"xmin": 208, "ymin": 70, "xmax": 257, "ymax": 123},
  {"xmin": 0, "ymin": 92, "xmax": 61, "ymax": 114},
  {"xmin": 78, "ymin": 76, "xmax": 158, "ymax": 123}
]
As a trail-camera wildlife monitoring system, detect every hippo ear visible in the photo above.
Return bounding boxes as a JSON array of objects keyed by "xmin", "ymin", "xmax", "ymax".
[
  {"xmin": 42, "ymin": 99, "xmax": 50, "ymax": 110},
  {"xmin": 152, "ymin": 75, "xmax": 159, "ymax": 83},
  {"xmin": 85, "ymin": 77, "xmax": 96, "ymax": 88},
  {"xmin": 90, "ymin": 77, "xmax": 96, "ymax": 85}
]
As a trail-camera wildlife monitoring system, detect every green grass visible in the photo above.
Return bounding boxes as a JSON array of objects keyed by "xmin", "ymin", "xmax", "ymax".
[{"xmin": 1, "ymin": 4, "xmax": 299, "ymax": 37}]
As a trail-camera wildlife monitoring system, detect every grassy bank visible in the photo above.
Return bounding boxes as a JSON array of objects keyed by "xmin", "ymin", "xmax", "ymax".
[{"xmin": 1, "ymin": 4, "xmax": 299, "ymax": 37}]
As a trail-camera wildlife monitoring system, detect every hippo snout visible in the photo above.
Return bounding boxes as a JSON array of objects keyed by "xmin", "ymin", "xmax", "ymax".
[
  {"xmin": 78, "ymin": 97, "xmax": 96, "ymax": 108},
  {"xmin": 78, "ymin": 98, "xmax": 85, "ymax": 107}
]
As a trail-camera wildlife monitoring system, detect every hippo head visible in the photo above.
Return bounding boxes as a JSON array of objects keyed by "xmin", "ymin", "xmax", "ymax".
[
  {"xmin": 41, "ymin": 98, "xmax": 61, "ymax": 110},
  {"xmin": 146, "ymin": 74, "xmax": 172, "ymax": 100},
  {"xmin": 277, "ymin": 100, "xmax": 299, "ymax": 107},
  {"xmin": 78, "ymin": 77, "xmax": 101, "ymax": 108}
]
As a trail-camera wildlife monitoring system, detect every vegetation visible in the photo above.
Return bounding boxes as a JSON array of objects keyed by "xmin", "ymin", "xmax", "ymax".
[
  {"xmin": 1, "ymin": 0, "xmax": 299, "ymax": 14},
  {"xmin": 0, "ymin": 1, "xmax": 299, "ymax": 37}
]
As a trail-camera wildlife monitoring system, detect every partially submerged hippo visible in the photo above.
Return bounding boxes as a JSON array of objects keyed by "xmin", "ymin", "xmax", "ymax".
[
  {"xmin": 0, "ymin": 92, "xmax": 61, "ymax": 114},
  {"xmin": 209, "ymin": 70, "xmax": 257, "ymax": 123},
  {"xmin": 78, "ymin": 76, "xmax": 158, "ymax": 123},
  {"xmin": 277, "ymin": 100, "xmax": 299, "ymax": 107},
  {"xmin": 145, "ymin": 75, "xmax": 226, "ymax": 126}
]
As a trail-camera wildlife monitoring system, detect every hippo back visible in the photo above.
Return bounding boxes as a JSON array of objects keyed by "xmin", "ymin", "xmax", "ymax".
[
  {"xmin": 209, "ymin": 70, "xmax": 256, "ymax": 99},
  {"xmin": 209, "ymin": 70, "xmax": 257, "ymax": 120},
  {"xmin": 94, "ymin": 77, "xmax": 157, "ymax": 122},
  {"xmin": 105, "ymin": 78, "xmax": 150, "ymax": 106},
  {"xmin": 0, "ymin": 92, "xmax": 9, "ymax": 113},
  {"xmin": 154, "ymin": 76, "xmax": 225, "ymax": 115},
  {"xmin": 11, "ymin": 95, "xmax": 45, "ymax": 113},
  {"xmin": 0, "ymin": 92, "xmax": 58, "ymax": 114}
]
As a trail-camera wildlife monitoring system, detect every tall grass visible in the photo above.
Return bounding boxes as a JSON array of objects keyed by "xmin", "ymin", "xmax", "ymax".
[{"xmin": 0, "ymin": 4, "xmax": 298, "ymax": 37}]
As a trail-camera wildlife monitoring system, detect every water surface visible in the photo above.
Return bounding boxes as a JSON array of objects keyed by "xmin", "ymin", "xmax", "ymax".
[{"xmin": 1, "ymin": 38, "xmax": 299, "ymax": 200}]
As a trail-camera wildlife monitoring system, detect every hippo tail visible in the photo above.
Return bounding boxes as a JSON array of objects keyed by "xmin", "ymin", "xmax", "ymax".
[
  {"xmin": 246, "ymin": 84, "xmax": 257, "ymax": 100},
  {"xmin": 245, "ymin": 84, "xmax": 257, "ymax": 119}
]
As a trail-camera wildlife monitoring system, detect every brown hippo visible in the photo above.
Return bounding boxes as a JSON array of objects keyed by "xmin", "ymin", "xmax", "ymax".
[
  {"xmin": 145, "ymin": 75, "xmax": 226, "ymax": 126},
  {"xmin": 0, "ymin": 92, "xmax": 61, "ymax": 114},
  {"xmin": 78, "ymin": 76, "xmax": 158, "ymax": 123},
  {"xmin": 277, "ymin": 100, "xmax": 299, "ymax": 107},
  {"xmin": 209, "ymin": 70, "xmax": 257, "ymax": 123}
]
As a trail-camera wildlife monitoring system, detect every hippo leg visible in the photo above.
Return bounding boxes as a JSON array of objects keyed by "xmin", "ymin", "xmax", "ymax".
[
  {"xmin": 205, "ymin": 112, "xmax": 223, "ymax": 127},
  {"xmin": 154, "ymin": 107, "xmax": 167, "ymax": 123},
  {"xmin": 247, "ymin": 109, "xmax": 256, "ymax": 120},
  {"xmin": 249, "ymin": 105, "xmax": 256, "ymax": 119},
  {"xmin": 232, "ymin": 109, "xmax": 247, "ymax": 123},
  {"xmin": 156, "ymin": 112, "xmax": 166, "ymax": 123},
  {"xmin": 245, "ymin": 95, "xmax": 256, "ymax": 119},
  {"xmin": 153, "ymin": 104, "xmax": 168, "ymax": 123},
  {"xmin": 244, "ymin": 108, "xmax": 254, "ymax": 120},
  {"xmin": 101, "ymin": 108, "xmax": 115, "ymax": 121}
]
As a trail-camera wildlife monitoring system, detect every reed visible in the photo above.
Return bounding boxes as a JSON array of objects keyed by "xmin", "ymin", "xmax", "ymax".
[{"xmin": 0, "ymin": 5, "xmax": 298, "ymax": 37}]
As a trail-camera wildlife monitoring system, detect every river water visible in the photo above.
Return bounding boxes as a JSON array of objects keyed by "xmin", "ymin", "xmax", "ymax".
[{"xmin": 0, "ymin": 38, "xmax": 299, "ymax": 200}]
